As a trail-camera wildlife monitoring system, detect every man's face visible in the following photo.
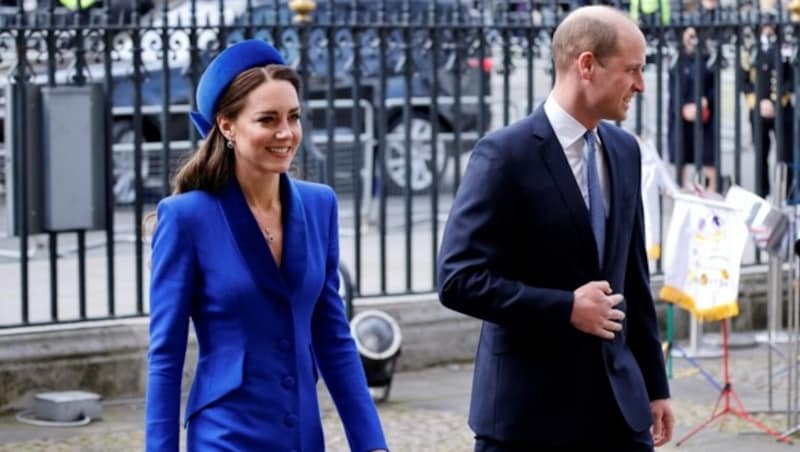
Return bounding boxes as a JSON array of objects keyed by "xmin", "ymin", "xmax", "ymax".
[{"xmin": 589, "ymin": 28, "xmax": 646, "ymax": 122}]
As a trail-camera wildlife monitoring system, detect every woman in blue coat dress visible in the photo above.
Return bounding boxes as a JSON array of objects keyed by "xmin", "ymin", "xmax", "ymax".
[{"xmin": 145, "ymin": 39, "xmax": 388, "ymax": 452}]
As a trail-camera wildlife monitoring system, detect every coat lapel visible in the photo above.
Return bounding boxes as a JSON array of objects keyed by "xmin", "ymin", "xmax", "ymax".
[
  {"xmin": 531, "ymin": 107, "xmax": 600, "ymax": 269},
  {"xmin": 278, "ymin": 174, "xmax": 308, "ymax": 294},
  {"xmin": 218, "ymin": 174, "xmax": 308, "ymax": 300},
  {"xmin": 219, "ymin": 179, "xmax": 286, "ymax": 299}
]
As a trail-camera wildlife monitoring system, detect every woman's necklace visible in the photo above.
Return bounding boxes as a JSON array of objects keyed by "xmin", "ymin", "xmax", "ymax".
[
  {"xmin": 250, "ymin": 205, "xmax": 280, "ymax": 244},
  {"xmin": 263, "ymin": 225, "xmax": 276, "ymax": 242}
]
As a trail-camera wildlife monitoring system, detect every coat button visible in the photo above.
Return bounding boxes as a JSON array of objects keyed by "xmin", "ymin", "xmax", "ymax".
[
  {"xmin": 284, "ymin": 413, "xmax": 298, "ymax": 428},
  {"xmin": 282, "ymin": 376, "xmax": 296, "ymax": 389},
  {"xmin": 279, "ymin": 339, "xmax": 290, "ymax": 351}
]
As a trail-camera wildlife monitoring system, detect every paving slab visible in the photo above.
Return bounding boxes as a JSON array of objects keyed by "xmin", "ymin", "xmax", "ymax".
[{"xmin": 1, "ymin": 345, "xmax": 799, "ymax": 451}]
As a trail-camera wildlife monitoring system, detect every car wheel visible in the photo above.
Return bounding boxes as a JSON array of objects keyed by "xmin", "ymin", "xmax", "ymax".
[
  {"xmin": 384, "ymin": 113, "xmax": 450, "ymax": 193},
  {"xmin": 112, "ymin": 120, "xmax": 150, "ymax": 204}
]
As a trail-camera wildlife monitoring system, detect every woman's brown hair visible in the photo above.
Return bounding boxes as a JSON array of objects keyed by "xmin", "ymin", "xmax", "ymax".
[
  {"xmin": 144, "ymin": 64, "xmax": 301, "ymax": 236},
  {"xmin": 172, "ymin": 64, "xmax": 302, "ymax": 195}
]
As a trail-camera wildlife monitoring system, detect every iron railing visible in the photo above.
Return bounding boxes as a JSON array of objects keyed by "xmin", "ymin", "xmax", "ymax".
[{"xmin": 0, "ymin": 0, "xmax": 797, "ymax": 328}]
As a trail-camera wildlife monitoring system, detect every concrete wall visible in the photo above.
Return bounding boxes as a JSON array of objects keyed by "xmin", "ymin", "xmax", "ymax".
[{"xmin": 0, "ymin": 265, "xmax": 786, "ymax": 413}]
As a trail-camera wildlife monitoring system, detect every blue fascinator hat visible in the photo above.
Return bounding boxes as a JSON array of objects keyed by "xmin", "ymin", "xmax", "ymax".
[{"xmin": 189, "ymin": 39, "xmax": 285, "ymax": 138}]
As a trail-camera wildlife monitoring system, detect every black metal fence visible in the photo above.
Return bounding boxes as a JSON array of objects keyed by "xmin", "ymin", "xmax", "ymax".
[{"xmin": 0, "ymin": 0, "xmax": 796, "ymax": 328}]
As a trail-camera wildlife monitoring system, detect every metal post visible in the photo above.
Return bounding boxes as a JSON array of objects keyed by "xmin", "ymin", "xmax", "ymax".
[
  {"xmin": 780, "ymin": 205, "xmax": 800, "ymax": 438},
  {"xmin": 682, "ymin": 316, "xmax": 723, "ymax": 359},
  {"xmin": 756, "ymin": 164, "xmax": 788, "ymax": 411},
  {"xmin": 788, "ymin": 212, "xmax": 799, "ymax": 431}
]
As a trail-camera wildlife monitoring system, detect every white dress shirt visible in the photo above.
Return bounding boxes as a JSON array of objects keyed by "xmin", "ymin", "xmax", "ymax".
[{"xmin": 543, "ymin": 96, "xmax": 609, "ymax": 215}]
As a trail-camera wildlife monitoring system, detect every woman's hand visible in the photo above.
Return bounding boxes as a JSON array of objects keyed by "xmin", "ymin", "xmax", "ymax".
[
  {"xmin": 681, "ymin": 103, "xmax": 697, "ymax": 121},
  {"xmin": 760, "ymin": 98, "xmax": 776, "ymax": 119},
  {"xmin": 682, "ymin": 97, "xmax": 710, "ymax": 122}
]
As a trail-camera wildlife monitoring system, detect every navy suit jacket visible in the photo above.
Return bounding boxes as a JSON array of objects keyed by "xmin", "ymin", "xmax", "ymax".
[
  {"xmin": 437, "ymin": 107, "xmax": 669, "ymax": 444},
  {"xmin": 145, "ymin": 175, "xmax": 386, "ymax": 451}
]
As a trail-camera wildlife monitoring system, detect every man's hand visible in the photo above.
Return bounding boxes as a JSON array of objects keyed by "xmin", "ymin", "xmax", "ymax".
[
  {"xmin": 570, "ymin": 281, "xmax": 625, "ymax": 340},
  {"xmin": 651, "ymin": 398, "xmax": 675, "ymax": 447}
]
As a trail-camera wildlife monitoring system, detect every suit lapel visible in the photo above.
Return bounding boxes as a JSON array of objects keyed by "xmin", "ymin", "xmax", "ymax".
[
  {"xmin": 531, "ymin": 107, "xmax": 600, "ymax": 269},
  {"xmin": 597, "ymin": 123, "xmax": 624, "ymax": 272}
]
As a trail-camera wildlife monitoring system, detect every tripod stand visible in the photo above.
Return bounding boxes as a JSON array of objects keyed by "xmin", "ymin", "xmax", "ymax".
[{"xmin": 676, "ymin": 319, "xmax": 793, "ymax": 446}]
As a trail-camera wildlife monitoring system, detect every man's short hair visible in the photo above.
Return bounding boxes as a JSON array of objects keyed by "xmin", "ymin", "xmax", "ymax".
[{"xmin": 552, "ymin": 7, "xmax": 628, "ymax": 73}]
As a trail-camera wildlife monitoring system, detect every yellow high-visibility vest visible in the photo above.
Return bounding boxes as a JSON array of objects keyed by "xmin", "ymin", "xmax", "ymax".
[
  {"xmin": 630, "ymin": 0, "xmax": 670, "ymax": 25},
  {"xmin": 59, "ymin": 0, "xmax": 99, "ymax": 10}
]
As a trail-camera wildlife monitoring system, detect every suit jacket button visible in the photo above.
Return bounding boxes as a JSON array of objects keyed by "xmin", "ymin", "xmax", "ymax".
[
  {"xmin": 284, "ymin": 413, "xmax": 298, "ymax": 428},
  {"xmin": 282, "ymin": 376, "xmax": 296, "ymax": 389}
]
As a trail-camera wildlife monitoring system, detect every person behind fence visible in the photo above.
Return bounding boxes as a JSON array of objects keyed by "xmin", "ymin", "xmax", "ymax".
[
  {"xmin": 144, "ymin": 39, "xmax": 388, "ymax": 452},
  {"xmin": 741, "ymin": 16, "xmax": 794, "ymax": 198},
  {"xmin": 668, "ymin": 26, "xmax": 718, "ymax": 192},
  {"xmin": 437, "ymin": 6, "xmax": 673, "ymax": 452},
  {"xmin": 697, "ymin": 0, "xmax": 720, "ymax": 26},
  {"xmin": 629, "ymin": 0, "xmax": 671, "ymax": 26}
]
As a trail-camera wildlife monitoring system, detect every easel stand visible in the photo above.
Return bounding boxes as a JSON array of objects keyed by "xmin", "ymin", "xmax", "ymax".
[
  {"xmin": 668, "ymin": 313, "xmax": 723, "ymax": 391},
  {"xmin": 677, "ymin": 319, "xmax": 793, "ymax": 446}
]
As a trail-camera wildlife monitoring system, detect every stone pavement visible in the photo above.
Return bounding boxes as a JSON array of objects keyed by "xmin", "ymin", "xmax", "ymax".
[{"xmin": 0, "ymin": 344, "xmax": 799, "ymax": 451}]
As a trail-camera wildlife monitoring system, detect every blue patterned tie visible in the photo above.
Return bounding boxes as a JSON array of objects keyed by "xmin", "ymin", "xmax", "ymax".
[{"xmin": 585, "ymin": 131, "xmax": 605, "ymax": 266}]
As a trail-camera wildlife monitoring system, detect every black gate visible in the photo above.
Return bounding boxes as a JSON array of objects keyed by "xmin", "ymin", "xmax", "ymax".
[{"xmin": 0, "ymin": 0, "xmax": 794, "ymax": 328}]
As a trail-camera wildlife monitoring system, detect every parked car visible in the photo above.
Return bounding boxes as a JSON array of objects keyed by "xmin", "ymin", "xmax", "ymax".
[{"xmin": 1, "ymin": 0, "xmax": 493, "ymax": 203}]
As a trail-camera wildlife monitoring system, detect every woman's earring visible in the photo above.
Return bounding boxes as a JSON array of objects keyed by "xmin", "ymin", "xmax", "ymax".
[{"xmin": 226, "ymin": 140, "xmax": 234, "ymax": 149}]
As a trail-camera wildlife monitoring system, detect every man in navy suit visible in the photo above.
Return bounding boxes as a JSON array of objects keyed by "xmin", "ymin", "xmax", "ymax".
[{"xmin": 438, "ymin": 6, "xmax": 673, "ymax": 451}]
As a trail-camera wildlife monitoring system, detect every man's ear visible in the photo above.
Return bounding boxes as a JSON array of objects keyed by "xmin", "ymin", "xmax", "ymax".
[{"xmin": 577, "ymin": 51, "xmax": 595, "ymax": 80}]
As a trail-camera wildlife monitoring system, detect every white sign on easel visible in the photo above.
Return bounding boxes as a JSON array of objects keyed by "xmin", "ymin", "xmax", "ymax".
[{"xmin": 660, "ymin": 194, "xmax": 749, "ymax": 322}]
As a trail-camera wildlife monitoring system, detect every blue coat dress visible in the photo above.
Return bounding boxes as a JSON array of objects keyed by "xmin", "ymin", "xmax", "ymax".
[{"xmin": 145, "ymin": 174, "xmax": 386, "ymax": 451}]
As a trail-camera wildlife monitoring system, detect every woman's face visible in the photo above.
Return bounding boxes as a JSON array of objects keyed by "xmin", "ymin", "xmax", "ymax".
[
  {"xmin": 682, "ymin": 27, "xmax": 697, "ymax": 53},
  {"xmin": 221, "ymin": 78, "xmax": 302, "ymax": 176}
]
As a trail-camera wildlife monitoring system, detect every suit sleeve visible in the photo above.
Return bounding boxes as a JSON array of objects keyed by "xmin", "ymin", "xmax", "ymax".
[
  {"xmin": 311, "ymin": 190, "xmax": 388, "ymax": 452},
  {"xmin": 704, "ymin": 57, "xmax": 716, "ymax": 112},
  {"xmin": 667, "ymin": 62, "xmax": 677, "ymax": 119},
  {"xmin": 678, "ymin": 57, "xmax": 692, "ymax": 108},
  {"xmin": 781, "ymin": 58, "xmax": 793, "ymax": 100},
  {"xmin": 437, "ymin": 140, "xmax": 574, "ymax": 331},
  {"xmin": 145, "ymin": 201, "xmax": 197, "ymax": 452},
  {"xmin": 624, "ymin": 152, "xmax": 671, "ymax": 401}
]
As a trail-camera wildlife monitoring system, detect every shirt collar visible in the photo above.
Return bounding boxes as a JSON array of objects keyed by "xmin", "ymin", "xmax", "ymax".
[{"xmin": 543, "ymin": 95, "xmax": 600, "ymax": 151}]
